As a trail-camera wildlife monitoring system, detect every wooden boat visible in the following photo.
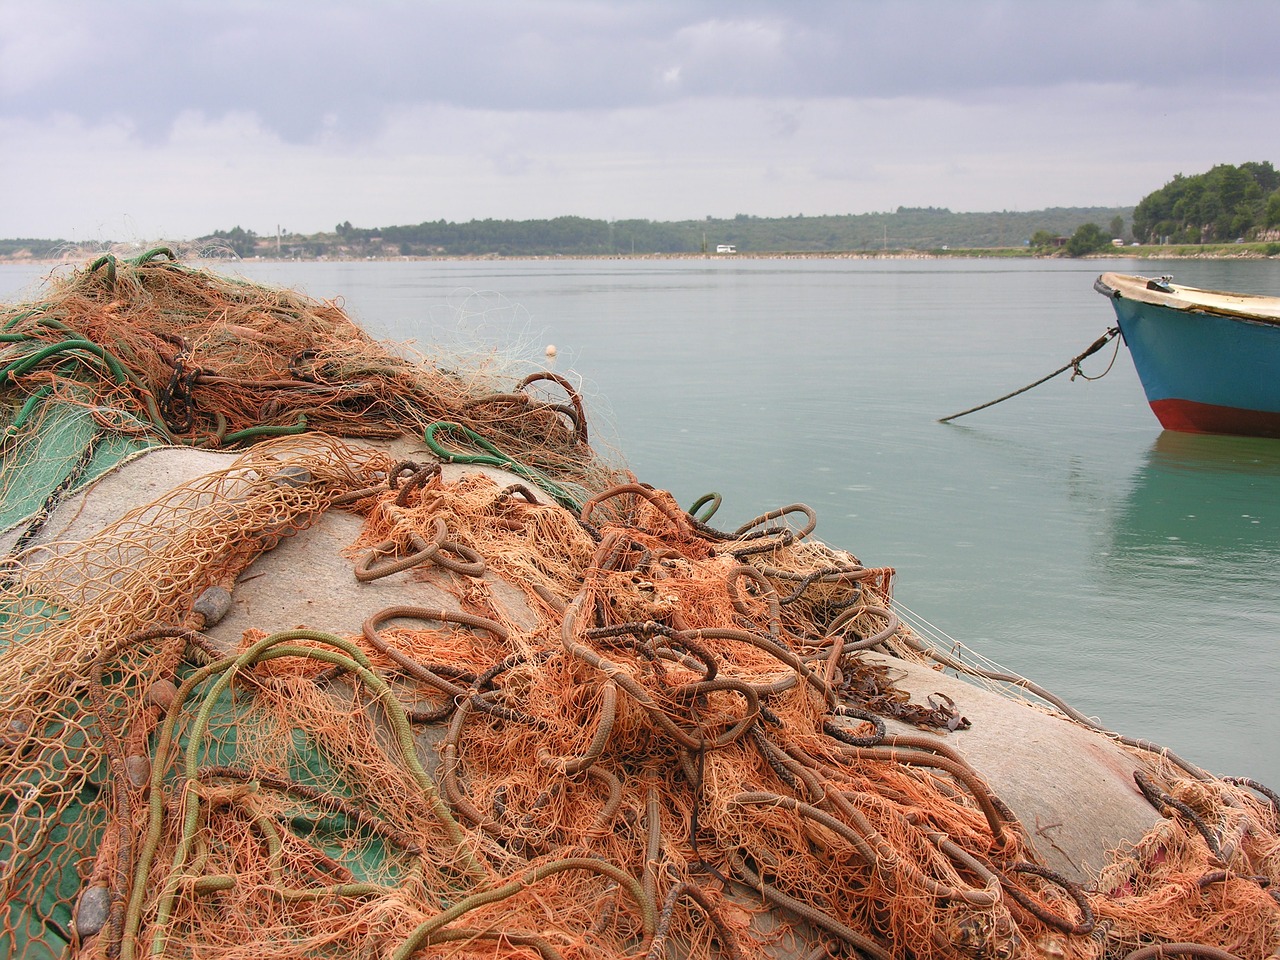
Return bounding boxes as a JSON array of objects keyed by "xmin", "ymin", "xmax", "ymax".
[{"xmin": 1094, "ymin": 271, "xmax": 1280, "ymax": 438}]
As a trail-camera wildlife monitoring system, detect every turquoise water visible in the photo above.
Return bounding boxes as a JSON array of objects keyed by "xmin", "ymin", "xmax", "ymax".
[{"xmin": 4, "ymin": 256, "xmax": 1278, "ymax": 785}]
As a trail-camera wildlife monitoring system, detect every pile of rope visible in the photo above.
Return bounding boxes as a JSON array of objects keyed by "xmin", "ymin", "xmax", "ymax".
[
  {"xmin": 1, "ymin": 258, "xmax": 1277, "ymax": 960},
  {"xmin": 0, "ymin": 248, "xmax": 613, "ymax": 519}
]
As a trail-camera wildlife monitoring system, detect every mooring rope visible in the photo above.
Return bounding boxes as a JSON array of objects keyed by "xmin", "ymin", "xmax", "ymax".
[{"xmin": 938, "ymin": 327, "xmax": 1119, "ymax": 423}]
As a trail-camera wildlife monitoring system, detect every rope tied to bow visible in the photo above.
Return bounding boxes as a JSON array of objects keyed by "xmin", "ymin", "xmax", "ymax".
[{"xmin": 938, "ymin": 327, "xmax": 1120, "ymax": 423}]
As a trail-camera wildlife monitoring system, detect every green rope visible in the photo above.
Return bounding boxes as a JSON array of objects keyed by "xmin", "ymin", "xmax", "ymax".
[
  {"xmin": 88, "ymin": 254, "xmax": 117, "ymax": 288},
  {"xmin": 125, "ymin": 629, "xmax": 483, "ymax": 960},
  {"xmin": 124, "ymin": 653, "xmax": 232, "ymax": 960},
  {"xmin": 2, "ymin": 385, "xmax": 54, "ymax": 444},
  {"xmin": 423, "ymin": 421, "xmax": 581, "ymax": 512},
  {"xmin": 131, "ymin": 247, "xmax": 177, "ymax": 265},
  {"xmin": 688, "ymin": 492, "xmax": 722, "ymax": 523},
  {"xmin": 1, "ymin": 339, "xmax": 131, "ymax": 386},
  {"xmin": 1, "ymin": 334, "xmax": 298, "ymax": 448},
  {"xmin": 36, "ymin": 317, "xmax": 77, "ymax": 334},
  {"xmin": 0, "ymin": 316, "xmax": 76, "ymax": 339},
  {"xmin": 1, "ymin": 338, "xmax": 178, "ymax": 442},
  {"xmin": 223, "ymin": 414, "xmax": 309, "ymax": 446},
  {"xmin": 2, "ymin": 306, "xmax": 49, "ymax": 332}
]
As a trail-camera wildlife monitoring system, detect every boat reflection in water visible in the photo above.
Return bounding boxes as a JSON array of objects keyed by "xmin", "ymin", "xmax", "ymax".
[
  {"xmin": 1106, "ymin": 429, "xmax": 1280, "ymax": 565},
  {"xmin": 1099, "ymin": 429, "xmax": 1280, "ymax": 783}
]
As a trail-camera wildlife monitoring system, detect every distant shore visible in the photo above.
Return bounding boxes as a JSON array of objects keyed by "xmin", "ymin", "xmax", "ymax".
[
  {"xmin": 2, "ymin": 245, "xmax": 1278, "ymax": 267},
  {"xmin": 0, "ymin": 252, "xmax": 1274, "ymax": 267}
]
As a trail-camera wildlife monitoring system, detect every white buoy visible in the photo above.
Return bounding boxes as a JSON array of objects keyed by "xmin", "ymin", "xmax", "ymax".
[{"xmin": 545, "ymin": 344, "xmax": 557, "ymax": 358}]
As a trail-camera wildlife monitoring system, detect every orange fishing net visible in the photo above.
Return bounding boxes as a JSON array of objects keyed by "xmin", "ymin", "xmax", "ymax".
[
  {"xmin": 2, "ymin": 256, "xmax": 1277, "ymax": 960},
  {"xmin": 0, "ymin": 248, "xmax": 611, "ymax": 506}
]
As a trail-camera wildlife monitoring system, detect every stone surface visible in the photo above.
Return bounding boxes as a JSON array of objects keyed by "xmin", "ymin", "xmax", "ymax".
[{"xmin": 857, "ymin": 653, "xmax": 1158, "ymax": 880}]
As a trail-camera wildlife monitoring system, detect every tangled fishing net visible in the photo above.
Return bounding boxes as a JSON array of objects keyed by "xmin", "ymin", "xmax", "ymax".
[
  {"xmin": 2, "ymin": 253, "xmax": 1277, "ymax": 959},
  {"xmin": 0, "ymin": 248, "xmax": 607, "ymax": 531}
]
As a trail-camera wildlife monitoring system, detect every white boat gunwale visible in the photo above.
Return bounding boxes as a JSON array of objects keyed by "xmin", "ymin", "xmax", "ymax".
[{"xmin": 1095, "ymin": 271, "xmax": 1280, "ymax": 326}]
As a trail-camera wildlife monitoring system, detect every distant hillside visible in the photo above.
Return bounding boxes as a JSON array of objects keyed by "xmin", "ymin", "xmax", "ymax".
[
  {"xmin": 1, "ymin": 206, "xmax": 1134, "ymax": 261},
  {"xmin": 0, "ymin": 238, "xmax": 74, "ymax": 260},
  {"xmin": 334, "ymin": 207, "xmax": 1134, "ymax": 258},
  {"xmin": 1132, "ymin": 161, "xmax": 1280, "ymax": 244}
]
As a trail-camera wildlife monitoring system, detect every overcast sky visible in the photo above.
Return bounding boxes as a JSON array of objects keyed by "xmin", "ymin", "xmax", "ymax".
[{"xmin": 3, "ymin": 0, "xmax": 1278, "ymax": 241}]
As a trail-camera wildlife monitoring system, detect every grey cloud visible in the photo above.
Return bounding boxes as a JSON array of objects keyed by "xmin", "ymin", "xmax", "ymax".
[
  {"xmin": 2, "ymin": 0, "xmax": 1278, "ymax": 242},
  {"xmin": 8, "ymin": 0, "xmax": 1280, "ymax": 147}
]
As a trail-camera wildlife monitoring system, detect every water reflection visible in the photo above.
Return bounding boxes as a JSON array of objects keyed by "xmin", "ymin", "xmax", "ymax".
[
  {"xmin": 1107, "ymin": 431, "xmax": 1280, "ymax": 564},
  {"xmin": 1089, "ymin": 431, "xmax": 1280, "ymax": 782}
]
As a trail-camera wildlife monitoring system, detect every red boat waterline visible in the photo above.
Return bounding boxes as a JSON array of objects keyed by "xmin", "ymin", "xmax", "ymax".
[{"xmin": 1150, "ymin": 397, "xmax": 1280, "ymax": 439}]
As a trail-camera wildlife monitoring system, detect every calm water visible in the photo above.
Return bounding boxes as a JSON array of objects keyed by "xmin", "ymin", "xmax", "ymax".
[{"xmin": 4, "ymin": 256, "xmax": 1278, "ymax": 785}]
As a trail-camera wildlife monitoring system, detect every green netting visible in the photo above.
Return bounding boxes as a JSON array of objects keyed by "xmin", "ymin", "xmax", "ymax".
[
  {"xmin": 0, "ymin": 717, "xmax": 104, "ymax": 959},
  {"xmin": 0, "ymin": 653, "xmax": 409, "ymax": 958},
  {"xmin": 1, "ymin": 394, "xmax": 158, "ymax": 536}
]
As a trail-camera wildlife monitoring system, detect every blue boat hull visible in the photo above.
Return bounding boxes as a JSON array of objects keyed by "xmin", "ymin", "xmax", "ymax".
[{"xmin": 1096, "ymin": 274, "xmax": 1280, "ymax": 438}]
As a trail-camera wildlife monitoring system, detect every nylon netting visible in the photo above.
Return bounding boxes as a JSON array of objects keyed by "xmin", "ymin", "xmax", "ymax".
[
  {"xmin": 0, "ymin": 248, "xmax": 613, "ymax": 533},
  {"xmin": 2, "ymin": 255, "xmax": 1277, "ymax": 960}
]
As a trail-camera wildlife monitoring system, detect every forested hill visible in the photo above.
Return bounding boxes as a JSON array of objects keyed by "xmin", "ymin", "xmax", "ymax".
[
  {"xmin": 332, "ymin": 207, "xmax": 1131, "ymax": 258},
  {"xmin": 1132, "ymin": 161, "xmax": 1280, "ymax": 244},
  {"xmin": 0, "ymin": 207, "xmax": 1131, "ymax": 260}
]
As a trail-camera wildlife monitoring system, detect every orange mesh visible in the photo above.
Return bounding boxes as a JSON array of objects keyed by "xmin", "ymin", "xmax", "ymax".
[{"xmin": 2, "ymin": 257, "xmax": 1276, "ymax": 960}]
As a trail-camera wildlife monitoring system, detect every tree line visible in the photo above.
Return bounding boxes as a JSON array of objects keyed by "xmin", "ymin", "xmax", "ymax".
[
  {"xmin": 11, "ymin": 161, "xmax": 1280, "ymax": 259},
  {"xmin": 1132, "ymin": 161, "xmax": 1280, "ymax": 244},
  {"xmin": 323, "ymin": 207, "xmax": 1133, "ymax": 258},
  {"xmin": 0, "ymin": 209, "xmax": 1128, "ymax": 260}
]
